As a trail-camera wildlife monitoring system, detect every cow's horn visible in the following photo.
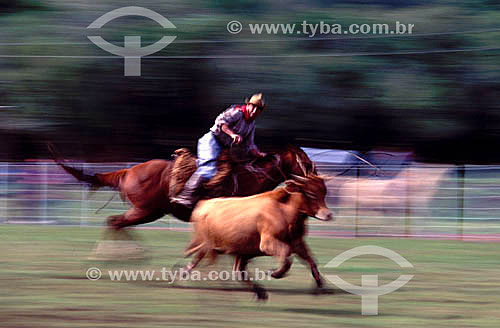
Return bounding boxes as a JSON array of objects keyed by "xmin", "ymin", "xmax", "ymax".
[
  {"xmin": 291, "ymin": 174, "xmax": 308, "ymax": 183},
  {"xmin": 285, "ymin": 179, "xmax": 304, "ymax": 186},
  {"xmin": 318, "ymin": 174, "xmax": 333, "ymax": 181}
]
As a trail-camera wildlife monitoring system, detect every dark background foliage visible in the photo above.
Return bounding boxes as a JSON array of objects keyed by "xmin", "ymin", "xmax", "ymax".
[{"xmin": 1, "ymin": 0, "xmax": 499, "ymax": 162}]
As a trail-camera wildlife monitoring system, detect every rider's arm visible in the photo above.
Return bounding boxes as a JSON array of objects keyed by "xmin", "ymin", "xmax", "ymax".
[
  {"xmin": 221, "ymin": 124, "xmax": 242, "ymax": 144},
  {"xmin": 221, "ymin": 124, "xmax": 237, "ymax": 139},
  {"xmin": 245, "ymin": 128, "xmax": 265, "ymax": 157},
  {"xmin": 211, "ymin": 107, "xmax": 243, "ymax": 143}
]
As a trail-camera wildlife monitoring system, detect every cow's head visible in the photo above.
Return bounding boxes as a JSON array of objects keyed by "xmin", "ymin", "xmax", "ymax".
[{"xmin": 285, "ymin": 174, "xmax": 334, "ymax": 221}]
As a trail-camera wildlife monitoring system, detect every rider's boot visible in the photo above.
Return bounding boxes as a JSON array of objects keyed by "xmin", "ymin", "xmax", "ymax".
[{"xmin": 171, "ymin": 172, "xmax": 206, "ymax": 209}]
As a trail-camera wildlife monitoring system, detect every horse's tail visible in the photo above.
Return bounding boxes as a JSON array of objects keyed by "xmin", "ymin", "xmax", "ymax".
[
  {"xmin": 94, "ymin": 170, "xmax": 128, "ymax": 189},
  {"xmin": 48, "ymin": 142, "xmax": 126, "ymax": 189}
]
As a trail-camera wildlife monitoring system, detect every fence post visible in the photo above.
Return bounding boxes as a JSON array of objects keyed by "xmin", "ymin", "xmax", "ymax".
[
  {"xmin": 405, "ymin": 165, "xmax": 411, "ymax": 237},
  {"xmin": 355, "ymin": 165, "xmax": 360, "ymax": 237},
  {"xmin": 0, "ymin": 163, "xmax": 7, "ymax": 223},
  {"xmin": 40, "ymin": 162, "xmax": 48, "ymax": 223},
  {"xmin": 457, "ymin": 165, "xmax": 465, "ymax": 239},
  {"xmin": 80, "ymin": 163, "xmax": 88, "ymax": 226}
]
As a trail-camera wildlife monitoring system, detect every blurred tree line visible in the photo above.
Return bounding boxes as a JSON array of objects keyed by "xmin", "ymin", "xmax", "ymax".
[{"xmin": 0, "ymin": 0, "xmax": 499, "ymax": 162}]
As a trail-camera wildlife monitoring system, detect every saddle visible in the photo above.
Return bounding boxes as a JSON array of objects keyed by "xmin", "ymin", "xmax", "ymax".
[{"xmin": 168, "ymin": 148, "xmax": 233, "ymax": 199}]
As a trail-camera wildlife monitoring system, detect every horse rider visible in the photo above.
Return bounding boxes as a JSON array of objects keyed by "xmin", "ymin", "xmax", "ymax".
[{"xmin": 171, "ymin": 93, "xmax": 266, "ymax": 208}]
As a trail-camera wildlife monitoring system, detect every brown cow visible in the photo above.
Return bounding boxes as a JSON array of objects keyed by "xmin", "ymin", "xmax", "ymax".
[{"xmin": 183, "ymin": 174, "xmax": 333, "ymax": 300}]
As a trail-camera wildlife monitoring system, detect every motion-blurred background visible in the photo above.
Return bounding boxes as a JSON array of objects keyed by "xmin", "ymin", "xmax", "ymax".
[
  {"xmin": 3, "ymin": 2, "xmax": 500, "ymax": 327},
  {"xmin": 1, "ymin": 0, "xmax": 499, "ymax": 162}
]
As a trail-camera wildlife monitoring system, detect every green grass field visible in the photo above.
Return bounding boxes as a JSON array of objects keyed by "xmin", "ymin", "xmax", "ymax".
[{"xmin": 1, "ymin": 225, "xmax": 500, "ymax": 328}]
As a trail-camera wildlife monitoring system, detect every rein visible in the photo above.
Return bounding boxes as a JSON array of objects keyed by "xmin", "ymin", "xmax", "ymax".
[
  {"xmin": 229, "ymin": 154, "xmax": 287, "ymax": 195},
  {"xmin": 241, "ymin": 149, "xmax": 314, "ymax": 188},
  {"xmin": 243, "ymin": 154, "xmax": 285, "ymax": 183},
  {"xmin": 95, "ymin": 193, "xmax": 117, "ymax": 214}
]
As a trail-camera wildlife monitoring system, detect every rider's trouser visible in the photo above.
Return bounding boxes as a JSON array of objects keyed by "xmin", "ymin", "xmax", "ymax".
[
  {"xmin": 171, "ymin": 132, "xmax": 222, "ymax": 207},
  {"xmin": 194, "ymin": 132, "xmax": 222, "ymax": 179}
]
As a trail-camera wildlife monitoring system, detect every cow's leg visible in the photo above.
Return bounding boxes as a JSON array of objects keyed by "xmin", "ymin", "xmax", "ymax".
[
  {"xmin": 234, "ymin": 256, "xmax": 268, "ymax": 300},
  {"xmin": 184, "ymin": 235, "xmax": 204, "ymax": 258},
  {"xmin": 232, "ymin": 256, "xmax": 244, "ymax": 273},
  {"xmin": 259, "ymin": 235, "xmax": 292, "ymax": 279},
  {"xmin": 293, "ymin": 239, "xmax": 323, "ymax": 288},
  {"xmin": 183, "ymin": 247, "xmax": 207, "ymax": 273}
]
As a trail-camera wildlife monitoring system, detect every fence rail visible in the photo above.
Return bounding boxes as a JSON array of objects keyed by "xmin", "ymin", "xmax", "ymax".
[{"xmin": 1, "ymin": 161, "xmax": 499, "ymax": 239}]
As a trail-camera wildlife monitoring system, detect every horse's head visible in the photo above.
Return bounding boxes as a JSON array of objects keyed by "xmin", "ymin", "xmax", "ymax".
[
  {"xmin": 227, "ymin": 144, "xmax": 321, "ymax": 196},
  {"xmin": 279, "ymin": 145, "xmax": 317, "ymax": 178}
]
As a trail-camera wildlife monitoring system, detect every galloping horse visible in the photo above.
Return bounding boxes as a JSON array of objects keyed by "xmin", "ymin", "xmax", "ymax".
[{"xmin": 50, "ymin": 145, "xmax": 317, "ymax": 230}]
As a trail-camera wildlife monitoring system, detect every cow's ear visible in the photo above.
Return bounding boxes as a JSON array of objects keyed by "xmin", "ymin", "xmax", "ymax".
[{"xmin": 284, "ymin": 179, "xmax": 303, "ymax": 193}]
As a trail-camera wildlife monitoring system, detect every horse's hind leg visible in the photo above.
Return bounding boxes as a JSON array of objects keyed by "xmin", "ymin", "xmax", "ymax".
[
  {"xmin": 92, "ymin": 208, "xmax": 164, "ymax": 260},
  {"xmin": 107, "ymin": 207, "xmax": 164, "ymax": 230},
  {"xmin": 107, "ymin": 214, "xmax": 124, "ymax": 230}
]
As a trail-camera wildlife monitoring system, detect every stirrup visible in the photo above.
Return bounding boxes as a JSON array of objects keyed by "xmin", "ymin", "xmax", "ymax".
[{"xmin": 171, "ymin": 196, "xmax": 195, "ymax": 209}]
